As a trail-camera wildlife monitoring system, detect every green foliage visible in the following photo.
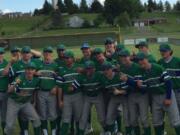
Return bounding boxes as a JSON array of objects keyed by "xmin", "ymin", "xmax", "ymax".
[
  {"xmin": 57, "ymin": 0, "xmax": 66, "ymax": 13},
  {"xmin": 164, "ymin": 1, "xmax": 171, "ymax": 12},
  {"xmin": 90, "ymin": 0, "xmax": 103, "ymax": 13},
  {"xmin": 80, "ymin": 0, "xmax": 89, "ymax": 13},
  {"xmin": 94, "ymin": 15, "xmax": 104, "ymax": 27},
  {"xmin": 64, "ymin": 0, "xmax": 79, "ymax": 14},
  {"xmin": 51, "ymin": 9, "xmax": 64, "ymax": 28},
  {"xmin": 173, "ymin": 1, "xmax": 180, "ymax": 11},
  {"xmin": 115, "ymin": 12, "xmax": 131, "ymax": 27},
  {"xmin": 82, "ymin": 20, "xmax": 91, "ymax": 28}
]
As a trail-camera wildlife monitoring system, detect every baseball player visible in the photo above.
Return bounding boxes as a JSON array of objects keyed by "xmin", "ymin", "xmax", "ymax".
[
  {"xmin": 4, "ymin": 62, "xmax": 41, "ymax": 135},
  {"xmin": 133, "ymin": 41, "xmax": 156, "ymax": 63},
  {"xmin": 0, "ymin": 47, "xmax": 9, "ymax": 135},
  {"xmin": 36, "ymin": 46, "xmax": 58, "ymax": 135},
  {"xmin": 73, "ymin": 60, "xmax": 106, "ymax": 135},
  {"xmin": 158, "ymin": 44, "xmax": 180, "ymax": 114},
  {"xmin": 56, "ymin": 51, "xmax": 83, "ymax": 135},
  {"xmin": 136, "ymin": 52, "xmax": 180, "ymax": 135},
  {"xmin": 118, "ymin": 49, "xmax": 151, "ymax": 135},
  {"xmin": 101, "ymin": 61, "xmax": 131, "ymax": 135}
]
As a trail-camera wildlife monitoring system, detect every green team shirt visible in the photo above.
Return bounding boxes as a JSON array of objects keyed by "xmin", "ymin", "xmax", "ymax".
[
  {"xmin": 11, "ymin": 58, "xmax": 41, "ymax": 77},
  {"xmin": 57, "ymin": 63, "xmax": 80, "ymax": 95},
  {"xmin": 76, "ymin": 72, "xmax": 103, "ymax": 97},
  {"xmin": 140, "ymin": 63, "xmax": 169, "ymax": 95},
  {"xmin": 147, "ymin": 54, "xmax": 156, "ymax": 63},
  {"xmin": 10, "ymin": 74, "xmax": 40, "ymax": 103},
  {"xmin": 38, "ymin": 61, "xmax": 58, "ymax": 91},
  {"xmin": 120, "ymin": 62, "xmax": 142, "ymax": 93},
  {"xmin": 55, "ymin": 58, "xmax": 65, "ymax": 69},
  {"xmin": 158, "ymin": 57, "xmax": 180, "ymax": 90},
  {"xmin": 0, "ymin": 59, "xmax": 9, "ymax": 92},
  {"xmin": 102, "ymin": 72, "xmax": 129, "ymax": 96}
]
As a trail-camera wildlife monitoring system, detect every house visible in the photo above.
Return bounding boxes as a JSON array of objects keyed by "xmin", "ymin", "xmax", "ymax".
[{"xmin": 67, "ymin": 16, "xmax": 84, "ymax": 28}]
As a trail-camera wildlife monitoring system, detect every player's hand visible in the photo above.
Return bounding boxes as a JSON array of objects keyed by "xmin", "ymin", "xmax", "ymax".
[
  {"xmin": 50, "ymin": 87, "xmax": 57, "ymax": 95},
  {"xmin": 137, "ymin": 80, "xmax": 143, "ymax": 88},
  {"xmin": 59, "ymin": 101, "xmax": 64, "ymax": 109},
  {"xmin": 76, "ymin": 67, "xmax": 84, "ymax": 73},
  {"xmin": 2, "ymin": 69, "xmax": 9, "ymax": 76},
  {"xmin": 68, "ymin": 86, "xmax": 74, "ymax": 92},
  {"xmin": 120, "ymin": 74, "xmax": 128, "ymax": 82},
  {"xmin": 164, "ymin": 99, "xmax": 172, "ymax": 106},
  {"xmin": 35, "ymin": 71, "xmax": 41, "ymax": 76},
  {"xmin": 16, "ymin": 78, "xmax": 21, "ymax": 84},
  {"xmin": 10, "ymin": 56, "xmax": 18, "ymax": 64},
  {"xmin": 113, "ymin": 88, "xmax": 125, "ymax": 95}
]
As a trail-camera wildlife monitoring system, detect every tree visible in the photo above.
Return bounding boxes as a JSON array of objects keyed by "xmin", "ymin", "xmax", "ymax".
[
  {"xmin": 147, "ymin": 0, "xmax": 154, "ymax": 12},
  {"xmin": 164, "ymin": 1, "xmax": 171, "ymax": 12},
  {"xmin": 64, "ymin": 0, "xmax": 79, "ymax": 14},
  {"xmin": 90, "ymin": 0, "xmax": 103, "ymax": 13},
  {"xmin": 51, "ymin": 9, "xmax": 63, "ymax": 28},
  {"xmin": 173, "ymin": 1, "xmax": 180, "ymax": 11},
  {"xmin": 42, "ymin": 0, "xmax": 53, "ymax": 15},
  {"xmin": 103, "ymin": 0, "xmax": 143, "ymax": 25},
  {"xmin": 157, "ymin": 0, "xmax": 164, "ymax": 11},
  {"xmin": 57, "ymin": 0, "xmax": 66, "ymax": 13},
  {"xmin": 115, "ymin": 12, "xmax": 131, "ymax": 27},
  {"xmin": 80, "ymin": 0, "xmax": 89, "ymax": 13}
]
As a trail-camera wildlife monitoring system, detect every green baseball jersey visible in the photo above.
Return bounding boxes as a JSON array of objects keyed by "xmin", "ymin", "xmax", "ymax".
[
  {"xmin": 54, "ymin": 58, "xmax": 65, "ymax": 69},
  {"xmin": 140, "ymin": 63, "xmax": 170, "ymax": 95},
  {"xmin": 38, "ymin": 61, "xmax": 58, "ymax": 91},
  {"xmin": 10, "ymin": 74, "xmax": 40, "ymax": 103},
  {"xmin": 57, "ymin": 63, "xmax": 80, "ymax": 95},
  {"xmin": 0, "ymin": 59, "xmax": 9, "ymax": 92},
  {"xmin": 147, "ymin": 54, "xmax": 156, "ymax": 63},
  {"xmin": 120, "ymin": 62, "xmax": 142, "ymax": 93},
  {"xmin": 102, "ymin": 72, "xmax": 128, "ymax": 95},
  {"xmin": 76, "ymin": 72, "xmax": 103, "ymax": 97},
  {"xmin": 158, "ymin": 57, "xmax": 180, "ymax": 90}
]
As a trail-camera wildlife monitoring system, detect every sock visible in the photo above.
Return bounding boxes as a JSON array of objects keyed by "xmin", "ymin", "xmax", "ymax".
[
  {"xmin": 50, "ymin": 120, "xmax": 57, "ymax": 135},
  {"xmin": 116, "ymin": 114, "xmax": 122, "ymax": 132},
  {"xmin": 70, "ymin": 117, "xmax": 74, "ymax": 134},
  {"xmin": 107, "ymin": 124, "xmax": 115, "ymax": 133},
  {"xmin": 1, "ymin": 122, "xmax": 5, "ymax": 135},
  {"xmin": 24, "ymin": 130, "xmax": 28, "ymax": 135},
  {"xmin": 52, "ymin": 129, "xmax": 56, "ymax": 135},
  {"xmin": 56, "ymin": 116, "xmax": 61, "ymax": 133},
  {"xmin": 125, "ymin": 126, "xmax": 132, "ymax": 135},
  {"xmin": 154, "ymin": 125, "xmax": 163, "ymax": 135},
  {"xmin": 41, "ymin": 120, "xmax": 48, "ymax": 135},
  {"xmin": 34, "ymin": 127, "xmax": 41, "ymax": 135},
  {"xmin": 143, "ymin": 127, "xmax": 151, "ymax": 135},
  {"xmin": 133, "ymin": 126, "xmax": 140, "ymax": 135},
  {"xmin": 60, "ymin": 123, "xmax": 69, "ymax": 135},
  {"xmin": 175, "ymin": 125, "xmax": 180, "ymax": 135}
]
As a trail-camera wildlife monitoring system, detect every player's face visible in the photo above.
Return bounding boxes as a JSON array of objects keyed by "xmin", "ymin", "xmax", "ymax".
[
  {"xmin": 82, "ymin": 48, "xmax": 91, "ymax": 58},
  {"xmin": 120, "ymin": 56, "xmax": 130, "ymax": 65},
  {"xmin": 43, "ymin": 52, "xmax": 52, "ymax": 61},
  {"xmin": 12, "ymin": 52, "xmax": 20, "ymax": 58},
  {"xmin": 103, "ymin": 68, "xmax": 113, "ymax": 78},
  {"xmin": 57, "ymin": 50, "xmax": 65, "ymax": 58},
  {"xmin": 139, "ymin": 46, "xmax": 148, "ymax": 53},
  {"xmin": 96, "ymin": 53, "xmax": 104, "ymax": 62},
  {"xmin": 65, "ymin": 57, "xmax": 74, "ymax": 65},
  {"xmin": 25, "ymin": 69, "xmax": 35, "ymax": 78},
  {"xmin": 86, "ymin": 68, "xmax": 95, "ymax": 76},
  {"xmin": 105, "ymin": 43, "xmax": 115, "ymax": 52},
  {"xmin": 138, "ymin": 59, "xmax": 149, "ymax": 69},
  {"xmin": 160, "ymin": 51, "xmax": 171, "ymax": 59},
  {"xmin": 21, "ymin": 52, "xmax": 32, "ymax": 61}
]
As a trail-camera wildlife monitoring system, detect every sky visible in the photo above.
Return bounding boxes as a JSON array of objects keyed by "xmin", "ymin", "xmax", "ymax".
[{"xmin": 0, "ymin": 0, "xmax": 178, "ymax": 13}]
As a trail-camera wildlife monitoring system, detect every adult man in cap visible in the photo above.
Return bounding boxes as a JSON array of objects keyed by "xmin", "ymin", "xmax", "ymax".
[
  {"xmin": 118, "ymin": 49, "xmax": 151, "ymax": 135},
  {"xmin": 102, "ymin": 61, "xmax": 130, "ymax": 135},
  {"xmin": 37, "ymin": 46, "xmax": 58, "ymax": 135},
  {"xmin": 5, "ymin": 62, "xmax": 41, "ymax": 135},
  {"xmin": 104, "ymin": 37, "xmax": 116, "ymax": 62},
  {"xmin": 158, "ymin": 43, "xmax": 180, "ymax": 114},
  {"xmin": 136, "ymin": 52, "xmax": 180, "ymax": 135},
  {"xmin": 57, "ymin": 51, "xmax": 83, "ymax": 135},
  {"xmin": 73, "ymin": 61, "xmax": 106, "ymax": 135},
  {"xmin": 133, "ymin": 41, "xmax": 156, "ymax": 63},
  {"xmin": 0, "ymin": 47, "xmax": 9, "ymax": 135}
]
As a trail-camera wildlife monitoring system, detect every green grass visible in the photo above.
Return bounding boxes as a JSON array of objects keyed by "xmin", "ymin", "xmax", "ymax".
[{"xmin": 0, "ymin": 44, "xmax": 180, "ymax": 135}]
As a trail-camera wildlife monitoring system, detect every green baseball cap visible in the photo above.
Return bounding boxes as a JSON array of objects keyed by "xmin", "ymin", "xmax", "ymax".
[
  {"xmin": 25, "ymin": 62, "xmax": 36, "ymax": 69},
  {"xmin": 57, "ymin": 44, "xmax": 65, "ymax": 51},
  {"xmin": 93, "ymin": 48, "xmax": 103, "ymax": 54},
  {"xmin": 10, "ymin": 46, "xmax": 20, "ymax": 53},
  {"xmin": 135, "ymin": 41, "xmax": 148, "ymax": 48},
  {"xmin": 0, "ymin": 47, "xmax": 5, "ymax": 54},
  {"xmin": 159, "ymin": 43, "xmax": 172, "ymax": 52},
  {"xmin": 43, "ymin": 46, "xmax": 53, "ymax": 53},
  {"xmin": 116, "ymin": 43, "xmax": 125, "ymax": 51},
  {"xmin": 84, "ymin": 61, "xmax": 95, "ymax": 69},
  {"xmin": 136, "ymin": 52, "xmax": 147, "ymax": 60},
  {"xmin": 105, "ymin": 37, "xmax": 114, "ymax": 45},
  {"xmin": 102, "ymin": 61, "xmax": 113, "ymax": 70},
  {"xmin": 21, "ymin": 46, "xmax": 31, "ymax": 53},
  {"xmin": 64, "ymin": 51, "xmax": 74, "ymax": 58},
  {"xmin": 118, "ymin": 49, "xmax": 130, "ymax": 57}
]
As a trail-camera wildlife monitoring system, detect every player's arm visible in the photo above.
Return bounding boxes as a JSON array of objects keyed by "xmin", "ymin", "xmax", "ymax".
[
  {"xmin": 57, "ymin": 87, "xmax": 63, "ymax": 109},
  {"xmin": 31, "ymin": 49, "xmax": 42, "ymax": 58}
]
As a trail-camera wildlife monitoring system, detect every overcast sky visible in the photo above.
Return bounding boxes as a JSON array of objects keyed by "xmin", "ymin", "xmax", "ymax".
[{"xmin": 0, "ymin": 0, "xmax": 178, "ymax": 13}]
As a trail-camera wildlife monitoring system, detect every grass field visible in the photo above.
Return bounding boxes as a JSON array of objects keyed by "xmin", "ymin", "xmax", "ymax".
[{"xmin": 0, "ymin": 44, "xmax": 179, "ymax": 135}]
